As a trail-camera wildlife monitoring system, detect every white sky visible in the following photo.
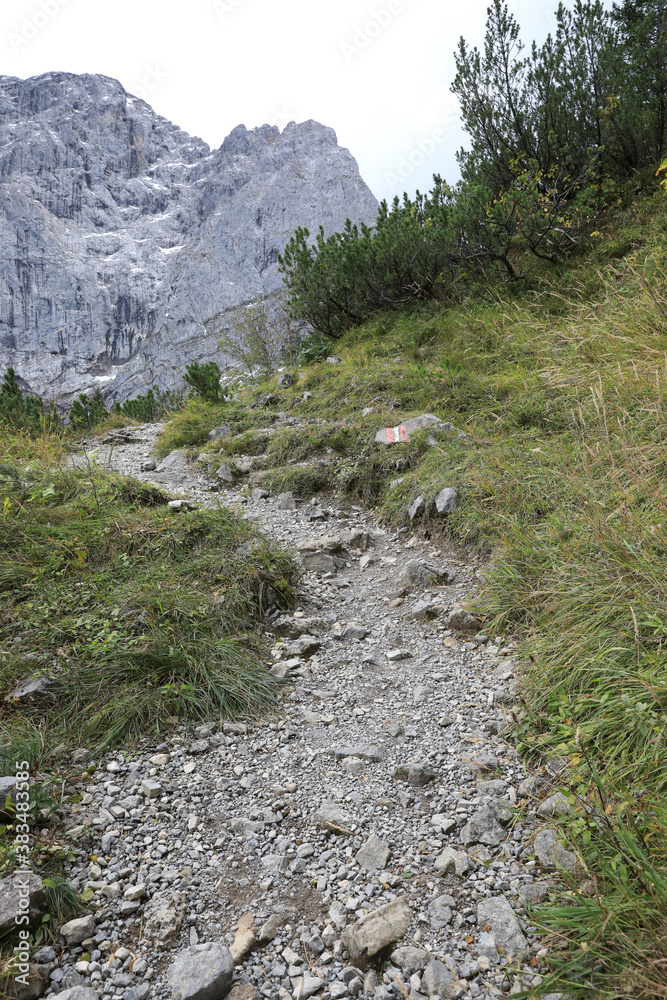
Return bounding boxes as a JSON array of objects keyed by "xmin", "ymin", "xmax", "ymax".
[{"xmin": 1, "ymin": 0, "xmax": 564, "ymax": 203}]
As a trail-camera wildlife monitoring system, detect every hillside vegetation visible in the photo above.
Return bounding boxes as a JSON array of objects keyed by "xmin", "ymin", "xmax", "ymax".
[
  {"xmin": 2, "ymin": 1, "xmax": 667, "ymax": 995},
  {"xmin": 167, "ymin": 188, "xmax": 667, "ymax": 999}
]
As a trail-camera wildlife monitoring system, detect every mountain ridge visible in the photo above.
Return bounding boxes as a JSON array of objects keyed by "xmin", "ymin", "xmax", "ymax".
[{"xmin": 0, "ymin": 71, "xmax": 378, "ymax": 403}]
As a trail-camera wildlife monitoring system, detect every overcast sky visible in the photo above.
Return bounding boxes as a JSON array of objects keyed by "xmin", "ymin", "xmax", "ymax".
[{"xmin": 2, "ymin": 0, "xmax": 565, "ymax": 203}]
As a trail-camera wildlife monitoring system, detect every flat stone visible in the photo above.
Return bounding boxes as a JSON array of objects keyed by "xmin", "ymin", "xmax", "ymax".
[
  {"xmin": 143, "ymin": 890, "xmax": 186, "ymax": 946},
  {"xmin": 390, "ymin": 946, "xmax": 430, "ymax": 971},
  {"xmin": 393, "ymin": 763, "xmax": 436, "ymax": 787},
  {"xmin": 428, "ymin": 894, "xmax": 455, "ymax": 930},
  {"xmin": 355, "ymin": 833, "xmax": 391, "ymax": 872},
  {"xmin": 477, "ymin": 897, "xmax": 528, "ymax": 957},
  {"xmin": 343, "ymin": 897, "xmax": 413, "ymax": 968},
  {"xmin": 422, "ymin": 958, "xmax": 456, "ymax": 998},
  {"xmin": 519, "ymin": 883, "xmax": 549, "ymax": 906},
  {"xmin": 537, "ymin": 792, "xmax": 573, "ymax": 817},
  {"xmin": 227, "ymin": 987, "xmax": 260, "ymax": 1000},
  {"xmin": 333, "ymin": 744, "xmax": 382, "ymax": 763},
  {"xmin": 59, "ymin": 914, "xmax": 94, "ymax": 946},
  {"xmin": 461, "ymin": 806, "xmax": 506, "ymax": 847},
  {"xmin": 291, "ymin": 975, "xmax": 324, "ymax": 999},
  {"xmin": 314, "ymin": 802, "xmax": 354, "ymax": 834},
  {"xmin": 533, "ymin": 829, "xmax": 577, "ymax": 870},
  {"xmin": 230, "ymin": 923, "xmax": 256, "ymax": 963},
  {"xmin": 167, "ymin": 942, "xmax": 234, "ymax": 1000},
  {"xmin": 52, "ymin": 990, "xmax": 99, "ymax": 1000},
  {"xmin": 251, "ymin": 488, "xmax": 269, "ymax": 501}
]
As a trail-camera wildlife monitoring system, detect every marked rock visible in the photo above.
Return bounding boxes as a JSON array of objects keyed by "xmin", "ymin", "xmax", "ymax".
[{"xmin": 0, "ymin": 873, "xmax": 45, "ymax": 935}]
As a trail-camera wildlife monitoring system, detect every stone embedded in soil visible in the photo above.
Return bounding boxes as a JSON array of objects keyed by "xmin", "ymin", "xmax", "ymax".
[
  {"xmin": 167, "ymin": 942, "xmax": 234, "ymax": 1000},
  {"xmin": 477, "ymin": 896, "xmax": 528, "ymax": 958},
  {"xmin": 393, "ymin": 762, "xmax": 436, "ymax": 786},
  {"xmin": 343, "ymin": 897, "xmax": 413, "ymax": 968},
  {"xmin": 314, "ymin": 801, "xmax": 355, "ymax": 833},
  {"xmin": 355, "ymin": 833, "xmax": 391, "ymax": 871}
]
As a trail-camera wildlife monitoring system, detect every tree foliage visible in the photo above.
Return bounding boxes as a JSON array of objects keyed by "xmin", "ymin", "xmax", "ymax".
[
  {"xmin": 279, "ymin": 1, "xmax": 667, "ymax": 338},
  {"xmin": 0, "ymin": 368, "xmax": 60, "ymax": 432},
  {"xmin": 183, "ymin": 361, "xmax": 224, "ymax": 403}
]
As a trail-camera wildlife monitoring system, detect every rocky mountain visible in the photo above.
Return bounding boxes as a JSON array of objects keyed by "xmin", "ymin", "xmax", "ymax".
[{"xmin": 0, "ymin": 72, "xmax": 378, "ymax": 403}]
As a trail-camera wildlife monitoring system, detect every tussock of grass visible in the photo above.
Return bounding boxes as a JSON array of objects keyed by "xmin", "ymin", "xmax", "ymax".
[
  {"xmin": 263, "ymin": 463, "xmax": 331, "ymax": 499},
  {"xmin": 0, "ymin": 458, "xmax": 297, "ymax": 757}
]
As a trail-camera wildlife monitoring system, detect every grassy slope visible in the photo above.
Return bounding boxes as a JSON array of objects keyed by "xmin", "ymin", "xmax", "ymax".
[
  {"xmin": 0, "ymin": 432, "xmax": 297, "ymax": 965},
  {"xmin": 172, "ymin": 191, "xmax": 667, "ymax": 998}
]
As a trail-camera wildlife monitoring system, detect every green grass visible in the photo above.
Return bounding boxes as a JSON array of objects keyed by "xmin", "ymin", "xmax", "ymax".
[
  {"xmin": 0, "ymin": 460, "xmax": 297, "ymax": 755},
  {"xmin": 180, "ymin": 191, "xmax": 667, "ymax": 999}
]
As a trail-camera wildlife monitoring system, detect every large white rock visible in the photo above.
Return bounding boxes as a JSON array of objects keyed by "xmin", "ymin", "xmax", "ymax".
[{"xmin": 167, "ymin": 942, "xmax": 234, "ymax": 1000}]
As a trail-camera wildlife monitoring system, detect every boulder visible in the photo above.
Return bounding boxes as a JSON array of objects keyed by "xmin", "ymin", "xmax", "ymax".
[
  {"xmin": 0, "ymin": 873, "xmax": 46, "ymax": 935},
  {"xmin": 533, "ymin": 829, "xmax": 577, "ymax": 871},
  {"xmin": 143, "ymin": 890, "xmax": 186, "ymax": 946},
  {"xmin": 167, "ymin": 942, "xmax": 234, "ymax": 1000},
  {"xmin": 477, "ymin": 897, "xmax": 528, "ymax": 957},
  {"xmin": 434, "ymin": 487, "xmax": 458, "ymax": 515},
  {"xmin": 343, "ymin": 897, "xmax": 413, "ymax": 968},
  {"xmin": 278, "ymin": 491, "xmax": 296, "ymax": 510},
  {"xmin": 460, "ymin": 806, "xmax": 507, "ymax": 847}
]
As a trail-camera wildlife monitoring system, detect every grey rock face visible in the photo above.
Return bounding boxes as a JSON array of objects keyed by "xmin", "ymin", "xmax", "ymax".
[
  {"xmin": 0, "ymin": 72, "xmax": 378, "ymax": 404},
  {"xmin": 167, "ymin": 942, "xmax": 234, "ymax": 1000}
]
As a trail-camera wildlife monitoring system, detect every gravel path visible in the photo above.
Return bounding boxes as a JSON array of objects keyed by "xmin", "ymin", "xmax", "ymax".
[{"xmin": 49, "ymin": 424, "xmax": 566, "ymax": 1000}]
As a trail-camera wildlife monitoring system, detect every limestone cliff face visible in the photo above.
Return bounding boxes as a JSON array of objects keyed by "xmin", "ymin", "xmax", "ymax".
[{"xmin": 0, "ymin": 72, "xmax": 378, "ymax": 402}]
